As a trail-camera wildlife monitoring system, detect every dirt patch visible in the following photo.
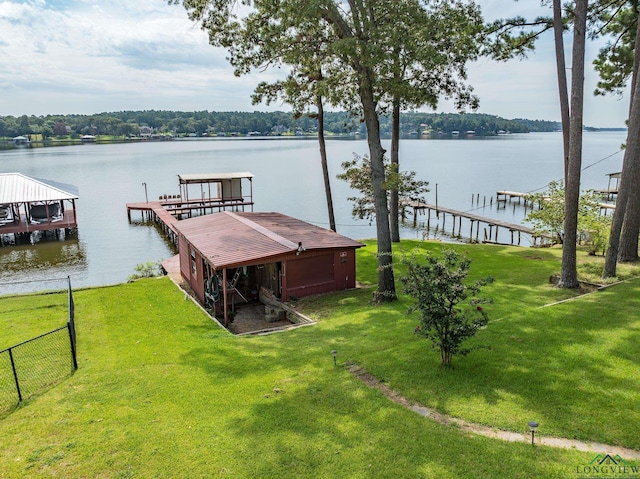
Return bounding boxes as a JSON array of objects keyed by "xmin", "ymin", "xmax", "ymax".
[
  {"xmin": 548, "ymin": 274, "xmax": 603, "ymax": 293},
  {"xmin": 227, "ymin": 302, "xmax": 293, "ymax": 335}
]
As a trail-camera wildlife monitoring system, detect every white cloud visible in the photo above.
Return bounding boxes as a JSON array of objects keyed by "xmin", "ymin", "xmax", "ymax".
[{"xmin": 0, "ymin": 0, "xmax": 632, "ymax": 127}]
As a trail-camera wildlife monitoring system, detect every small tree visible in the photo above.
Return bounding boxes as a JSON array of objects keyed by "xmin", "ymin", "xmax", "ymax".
[
  {"xmin": 337, "ymin": 154, "xmax": 429, "ymax": 226},
  {"xmin": 401, "ymin": 249, "xmax": 493, "ymax": 367},
  {"xmin": 524, "ymin": 181, "xmax": 607, "ymax": 245}
]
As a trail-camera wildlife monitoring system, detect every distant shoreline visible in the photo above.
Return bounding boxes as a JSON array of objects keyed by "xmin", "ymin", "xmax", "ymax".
[{"xmin": 0, "ymin": 129, "xmax": 628, "ymax": 152}]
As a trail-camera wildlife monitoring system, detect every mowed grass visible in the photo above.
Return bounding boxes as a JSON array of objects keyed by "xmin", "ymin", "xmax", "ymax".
[
  {"xmin": 0, "ymin": 241, "xmax": 638, "ymax": 478},
  {"xmin": 321, "ymin": 242, "xmax": 640, "ymax": 449},
  {"xmin": 0, "ymin": 292, "xmax": 69, "ymax": 349}
]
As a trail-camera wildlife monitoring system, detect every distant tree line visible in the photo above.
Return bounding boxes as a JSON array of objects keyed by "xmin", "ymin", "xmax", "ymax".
[{"xmin": 0, "ymin": 110, "xmax": 560, "ymax": 139}]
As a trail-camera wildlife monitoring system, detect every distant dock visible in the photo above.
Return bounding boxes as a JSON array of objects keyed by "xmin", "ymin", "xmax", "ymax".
[
  {"xmin": 408, "ymin": 201, "xmax": 549, "ymax": 245},
  {"xmin": 496, "ymin": 190, "xmax": 615, "ymax": 215}
]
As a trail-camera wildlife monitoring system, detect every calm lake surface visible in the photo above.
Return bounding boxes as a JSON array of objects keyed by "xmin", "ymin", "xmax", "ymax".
[{"xmin": 0, "ymin": 131, "xmax": 627, "ymax": 294}]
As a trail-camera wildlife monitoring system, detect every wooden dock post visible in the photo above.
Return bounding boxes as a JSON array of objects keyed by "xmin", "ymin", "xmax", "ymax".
[{"xmin": 406, "ymin": 201, "xmax": 549, "ymax": 246}]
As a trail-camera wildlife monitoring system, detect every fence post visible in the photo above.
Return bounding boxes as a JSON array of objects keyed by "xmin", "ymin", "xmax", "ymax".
[
  {"xmin": 8, "ymin": 348, "xmax": 23, "ymax": 403},
  {"xmin": 67, "ymin": 276, "xmax": 77, "ymax": 371},
  {"xmin": 67, "ymin": 322, "xmax": 78, "ymax": 371}
]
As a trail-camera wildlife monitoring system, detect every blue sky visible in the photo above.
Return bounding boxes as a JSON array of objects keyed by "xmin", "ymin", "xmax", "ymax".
[{"xmin": 0, "ymin": 0, "xmax": 632, "ymax": 127}]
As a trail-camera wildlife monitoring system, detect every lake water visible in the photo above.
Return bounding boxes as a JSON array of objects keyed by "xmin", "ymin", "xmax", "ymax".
[{"xmin": 0, "ymin": 132, "xmax": 627, "ymax": 294}]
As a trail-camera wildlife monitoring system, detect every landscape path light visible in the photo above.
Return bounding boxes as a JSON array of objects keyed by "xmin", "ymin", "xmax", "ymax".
[
  {"xmin": 528, "ymin": 421, "xmax": 539, "ymax": 446},
  {"xmin": 331, "ymin": 350, "xmax": 337, "ymax": 366}
]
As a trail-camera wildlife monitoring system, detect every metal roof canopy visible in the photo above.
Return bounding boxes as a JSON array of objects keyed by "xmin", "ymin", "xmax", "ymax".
[
  {"xmin": 174, "ymin": 211, "xmax": 363, "ymax": 270},
  {"xmin": 0, "ymin": 172, "xmax": 79, "ymax": 204},
  {"xmin": 178, "ymin": 172, "xmax": 254, "ymax": 184}
]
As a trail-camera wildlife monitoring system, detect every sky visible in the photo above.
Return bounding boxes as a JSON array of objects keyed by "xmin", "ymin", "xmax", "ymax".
[{"xmin": 0, "ymin": 0, "xmax": 632, "ymax": 128}]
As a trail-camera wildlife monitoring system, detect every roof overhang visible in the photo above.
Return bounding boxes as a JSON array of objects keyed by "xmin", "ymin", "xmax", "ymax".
[{"xmin": 0, "ymin": 172, "xmax": 79, "ymax": 204}]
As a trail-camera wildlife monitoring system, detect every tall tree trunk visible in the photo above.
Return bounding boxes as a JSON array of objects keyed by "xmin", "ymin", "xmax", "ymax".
[
  {"xmin": 619, "ymin": 145, "xmax": 640, "ymax": 262},
  {"xmin": 316, "ymin": 96, "xmax": 336, "ymax": 232},
  {"xmin": 616, "ymin": 13, "xmax": 640, "ymax": 262},
  {"xmin": 604, "ymin": 14, "xmax": 640, "ymax": 276},
  {"xmin": 553, "ymin": 0, "xmax": 571, "ymax": 182},
  {"xmin": 390, "ymin": 98, "xmax": 400, "ymax": 242},
  {"xmin": 320, "ymin": 0, "xmax": 396, "ymax": 300},
  {"xmin": 360, "ymin": 72, "xmax": 396, "ymax": 302},
  {"xmin": 559, "ymin": 0, "xmax": 587, "ymax": 289}
]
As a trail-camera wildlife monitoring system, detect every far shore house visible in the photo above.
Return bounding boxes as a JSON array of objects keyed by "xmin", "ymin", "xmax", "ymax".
[
  {"xmin": 172, "ymin": 211, "xmax": 363, "ymax": 325},
  {"xmin": 0, "ymin": 172, "xmax": 79, "ymax": 242}
]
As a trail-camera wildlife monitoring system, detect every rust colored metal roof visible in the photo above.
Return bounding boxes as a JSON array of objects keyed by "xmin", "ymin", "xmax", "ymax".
[
  {"xmin": 174, "ymin": 211, "xmax": 363, "ymax": 269},
  {"xmin": 0, "ymin": 172, "xmax": 79, "ymax": 204}
]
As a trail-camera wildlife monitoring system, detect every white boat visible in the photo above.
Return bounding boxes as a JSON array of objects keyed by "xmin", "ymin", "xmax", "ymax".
[
  {"xmin": 29, "ymin": 202, "xmax": 63, "ymax": 224},
  {"xmin": 12, "ymin": 136, "xmax": 30, "ymax": 147},
  {"xmin": 0, "ymin": 204, "xmax": 15, "ymax": 226}
]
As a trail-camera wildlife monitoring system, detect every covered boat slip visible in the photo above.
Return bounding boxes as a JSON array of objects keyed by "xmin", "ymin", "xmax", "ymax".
[
  {"xmin": 0, "ymin": 173, "xmax": 78, "ymax": 237},
  {"xmin": 127, "ymin": 172, "xmax": 255, "ymax": 227},
  {"xmin": 173, "ymin": 211, "xmax": 363, "ymax": 328},
  {"xmin": 172, "ymin": 172, "xmax": 254, "ymax": 217}
]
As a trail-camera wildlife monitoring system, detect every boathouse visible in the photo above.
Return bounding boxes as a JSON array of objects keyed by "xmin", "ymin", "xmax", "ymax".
[
  {"xmin": 0, "ymin": 172, "xmax": 78, "ymax": 242},
  {"xmin": 173, "ymin": 211, "xmax": 363, "ymax": 325}
]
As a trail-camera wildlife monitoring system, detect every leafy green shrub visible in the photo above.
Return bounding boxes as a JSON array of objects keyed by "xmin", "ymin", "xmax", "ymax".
[
  {"xmin": 128, "ymin": 261, "xmax": 162, "ymax": 281},
  {"xmin": 401, "ymin": 249, "xmax": 493, "ymax": 367}
]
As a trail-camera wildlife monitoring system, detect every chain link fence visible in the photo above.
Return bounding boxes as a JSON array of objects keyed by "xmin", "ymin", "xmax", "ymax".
[{"xmin": 0, "ymin": 277, "xmax": 77, "ymax": 414}]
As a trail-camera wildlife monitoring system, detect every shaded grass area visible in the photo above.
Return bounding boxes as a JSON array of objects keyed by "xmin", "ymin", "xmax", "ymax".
[
  {"xmin": 0, "ymin": 242, "xmax": 638, "ymax": 477},
  {"xmin": 301, "ymin": 241, "xmax": 640, "ymax": 449}
]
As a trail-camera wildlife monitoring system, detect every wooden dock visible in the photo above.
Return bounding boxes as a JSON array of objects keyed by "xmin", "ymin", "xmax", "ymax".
[
  {"xmin": 495, "ymin": 190, "xmax": 547, "ymax": 209},
  {"xmin": 0, "ymin": 211, "xmax": 77, "ymax": 245},
  {"xmin": 126, "ymin": 197, "xmax": 255, "ymax": 248},
  {"xmin": 128, "ymin": 172, "xmax": 255, "ymax": 249},
  {"xmin": 127, "ymin": 201, "xmax": 180, "ymax": 247},
  {"xmin": 409, "ymin": 201, "xmax": 548, "ymax": 245},
  {"xmin": 496, "ymin": 190, "xmax": 615, "ymax": 215}
]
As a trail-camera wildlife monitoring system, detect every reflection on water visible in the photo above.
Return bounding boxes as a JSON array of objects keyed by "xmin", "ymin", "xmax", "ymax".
[{"xmin": 0, "ymin": 237, "xmax": 87, "ymax": 295}]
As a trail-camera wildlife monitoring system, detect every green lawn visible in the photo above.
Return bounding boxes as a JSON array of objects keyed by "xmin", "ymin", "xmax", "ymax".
[{"xmin": 0, "ymin": 241, "xmax": 638, "ymax": 478}]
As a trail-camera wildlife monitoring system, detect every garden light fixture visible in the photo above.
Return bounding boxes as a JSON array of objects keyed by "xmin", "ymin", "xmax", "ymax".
[
  {"xmin": 331, "ymin": 350, "xmax": 337, "ymax": 366},
  {"xmin": 528, "ymin": 421, "xmax": 539, "ymax": 446}
]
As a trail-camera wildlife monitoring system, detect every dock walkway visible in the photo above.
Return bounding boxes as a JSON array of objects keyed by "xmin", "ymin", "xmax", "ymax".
[
  {"xmin": 127, "ymin": 201, "xmax": 180, "ymax": 246},
  {"xmin": 126, "ymin": 197, "xmax": 255, "ymax": 248},
  {"xmin": 496, "ymin": 190, "xmax": 615, "ymax": 214},
  {"xmin": 408, "ymin": 201, "xmax": 548, "ymax": 245},
  {"xmin": 0, "ymin": 210, "xmax": 76, "ymax": 236}
]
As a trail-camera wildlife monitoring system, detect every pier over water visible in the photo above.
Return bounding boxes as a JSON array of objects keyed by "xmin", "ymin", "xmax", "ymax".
[
  {"xmin": 126, "ymin": 172, "xmax": 254, "ymax": 247},
  {"xmin": 408, "ymin": 200, "xmax": 549, "ymax": 246}
]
